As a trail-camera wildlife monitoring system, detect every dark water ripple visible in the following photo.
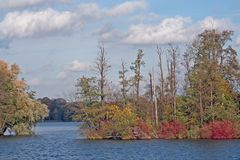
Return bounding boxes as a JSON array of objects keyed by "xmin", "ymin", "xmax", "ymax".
[{"xmin": 0, "ymin": 122, "xmax": 240, "ymax": 160}]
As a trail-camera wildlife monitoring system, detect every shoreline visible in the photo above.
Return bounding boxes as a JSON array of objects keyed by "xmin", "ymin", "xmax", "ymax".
[{"xmin": 86, "ymin": 136, "xmax": 240, "ymax": 140}]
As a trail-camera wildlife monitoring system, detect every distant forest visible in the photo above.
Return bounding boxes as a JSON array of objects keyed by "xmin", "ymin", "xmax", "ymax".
[{"xmin": 39, "ymin": 97, "xmax": 74, "ymax": 122}]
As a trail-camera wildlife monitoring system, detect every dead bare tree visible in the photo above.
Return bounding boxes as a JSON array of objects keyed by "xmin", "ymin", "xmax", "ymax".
[
  {"xmin": 157, "ymin": 45, "xmax": 164, "ymax": 121},
  {"xmin": 167, "ymin": 44, "xmax": 178, "ymax": 119},
  {"xmin": 95, "ymin": 44, "xmax": 111, "ymax": 106},
  {"xmin": 152, "ymin": 69, "xmax": 158, "ymax": 127}
]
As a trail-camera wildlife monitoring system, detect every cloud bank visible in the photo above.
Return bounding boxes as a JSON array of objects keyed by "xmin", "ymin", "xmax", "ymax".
[
  {"xmin": 124, "ymin": 16, "xmax": 192, "ymax": 44},
  {"xmin": 0, "ymin": 8, "xmax": 77, "ymax": 39},
  {"xmin": 121, "ymin": 16, "xmax": 235, "ymax": 45},
  {"xmin": 0, "ymin": 1, "xmax": 147, "ymax": 41},
  {"xmin": 0, "ymin": 0, "xmax": 70, "ymax": 9},
  {"xmin": 0, "ymin": 0, "xmax": 238, "ymax": 46}
]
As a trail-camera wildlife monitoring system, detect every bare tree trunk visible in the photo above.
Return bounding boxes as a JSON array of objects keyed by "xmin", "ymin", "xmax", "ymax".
[
  {"xmin": 182, "ymin": 50, "xmax": 192, "ymax": 92},
  {"xmin": 199, "ymin": 79, "xmax": 203, "ymax": 126},
  {"xmin": 157, "ymin": 45, "xmax": 164, "ymax": 121},
  {"xmin": 152, "ymin": 69, "xmax": 158, "ymax": 127},
  {"xmin": 168, "ymin": 45, "xmax": 177, "ymax": 119},
  {"xmin": 210, "ymin": 29, "xmax": 217, "ymax": 64},
  {"xmin": 149, "ymin": 72, "xmax": 153, "ymax": 102},
  {"xmin": 210, "ymin": 81, "xmax": 214, "ymax": 122},
  {"xmin": 119, "ymin": 60, "xmax": 129, "ymax": 105},
  {"xmin": 148, "ymin": 72, "xmax": 154, "ymax": 122},
  {"xmin": 130, "ymin": 49, "xmax": 145, "ymax": 110},
  {"xmin": 170, "ymin": 62, "xmax": 174, "ymax": 115},
  {"xmin": 220, "ymin": 48, "xmax": 223, "ymax": 68},
  {"xmin": 95, "ymin": 44, "xmax": 111, "ymax": 106},
  {"xmin": 166, "ymin": 54, "xmax": 171, "ymax": 112},
  {"xmin": 172, "ymin": 48, "xmax": 177, "ymax": 119}
]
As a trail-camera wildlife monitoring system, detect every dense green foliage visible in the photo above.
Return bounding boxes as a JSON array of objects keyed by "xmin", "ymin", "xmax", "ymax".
[{"xmin": 0, "ymin": 60, "xmax": 49, "ymax": 136}]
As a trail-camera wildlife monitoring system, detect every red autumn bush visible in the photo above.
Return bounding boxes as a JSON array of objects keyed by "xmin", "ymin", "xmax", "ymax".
[
  {"xmin": 199, "ymin": 124, "xmax": 212, "ymax": 139},
  {"xmin": 200, "ymin": 120, "xmax": 235, "ymax": 139},
  {"xmin": 131, "ymin": 119, "xmax": 153, "ymax": 139},
  {"xmin": 97, "ymin": 120, "xmax": 112, "ymax": 137},
  {"xmin": 136, "ymin": 119, "xmax": 151, "ymax": 135},
  {"xmin": 233, "ymin": 122, "xmax": 240, "ymax": 139},
  {"xmin": 158, "ymin": 120, "xmax": 187, "ymax": 139}
]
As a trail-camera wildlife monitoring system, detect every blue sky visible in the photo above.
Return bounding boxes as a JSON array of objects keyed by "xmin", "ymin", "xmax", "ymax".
[{"xmin": 0, "ymin": 0, "xmax": 240, "ymax": 98}]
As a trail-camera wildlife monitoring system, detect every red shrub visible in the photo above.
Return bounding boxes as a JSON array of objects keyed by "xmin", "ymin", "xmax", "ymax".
[
  {"xmin": 199, "ymin": 124, "xmax": 212, "ymax": 139},
  {"xmin": 97, "ymin": 120, "xmax": 112, "ymax": 137},
  {"xmin": 158, "ymin": 120, "xmax": 187, "ymax": 139},
  {"xmin": 136, "ymin": 119, "xmax": 151, "ymax": 135},
  {"xmin": 131, "ymin": 119, "xmax": 153, "ymax": 139},
  {"xmin": 200, "ymin": 120, "xmax": 235, "ymax": 139},
  {"xmin": 233, "ymin": 122, "xmax": 240, "ymax": 139}
]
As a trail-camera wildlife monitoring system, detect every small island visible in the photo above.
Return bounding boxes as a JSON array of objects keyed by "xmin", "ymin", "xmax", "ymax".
[{"xmin": 72, "ymin": 29, "xmax": 240, "ymax": 140}]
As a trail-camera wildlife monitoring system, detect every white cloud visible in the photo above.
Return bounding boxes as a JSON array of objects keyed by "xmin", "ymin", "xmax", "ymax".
[
  {"xmin": 28, "ymin": 77, "xmax": 41, "ymax": 86},
  {"xmin": 0, "ymin": 0, "xmax": 236, "ymax": 47},
  {"xmin": 0, "ymin": 0, "xmax": 70, "ymax": 9},
  {"xmin": 130, "ymin": 12, "xmax": 160, "ymax": 23},
  {"xmin": 57, "ymin": 60, "xmax": 92, "ymax": 79},
  {"xmin": 93, "ymin": 25, "xmax": 125, "ymax": 42},
  {"xmin": 77, "ymin": 3, "xmax": 103, "ymax": 20},
  {"xmin": 200, "ymin": 16, "xmax": 234, "ymax": 30},
  {"xmin": 77, "ymin": 1, "xmax": 147, "ymax": 19},
  {"xmin": 124, "ymin": 16, "xmax": 192, "ymax": 45},
  {"xmin": 0, "ymin": 8, "xmax": 78, "ymax": 39},
  {"xmin": 121, "ymin": 16, "xmax": 235, "ymax": 45},
  {"xmin": 66, "ymin": 60, "xmax": 91, "ymax": 72},
  {"xmin": 106, "ymin": 0, "xmax": 146, "ymax": 16}
]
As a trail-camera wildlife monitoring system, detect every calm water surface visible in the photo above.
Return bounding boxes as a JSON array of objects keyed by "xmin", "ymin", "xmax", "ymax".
[{"xmin": 0, "ymin": 122, "xmax": 240, "ymax": 160}]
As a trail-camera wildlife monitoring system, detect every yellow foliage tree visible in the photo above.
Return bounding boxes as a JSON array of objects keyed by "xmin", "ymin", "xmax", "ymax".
[{"xmin": 0, "ymin": 60, "xmax": 48, "ymax": 136}]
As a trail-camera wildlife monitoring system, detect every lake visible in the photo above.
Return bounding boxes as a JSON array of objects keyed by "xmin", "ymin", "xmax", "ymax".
[{"xmin": 0, "ymin": 122, "xmax": 240, "ymax": 160}]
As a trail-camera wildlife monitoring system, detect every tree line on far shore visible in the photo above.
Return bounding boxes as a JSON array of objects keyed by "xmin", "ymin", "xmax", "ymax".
[{"xmin": 39, "ymin": 97, "xmax": 74, "ymax": 122}]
